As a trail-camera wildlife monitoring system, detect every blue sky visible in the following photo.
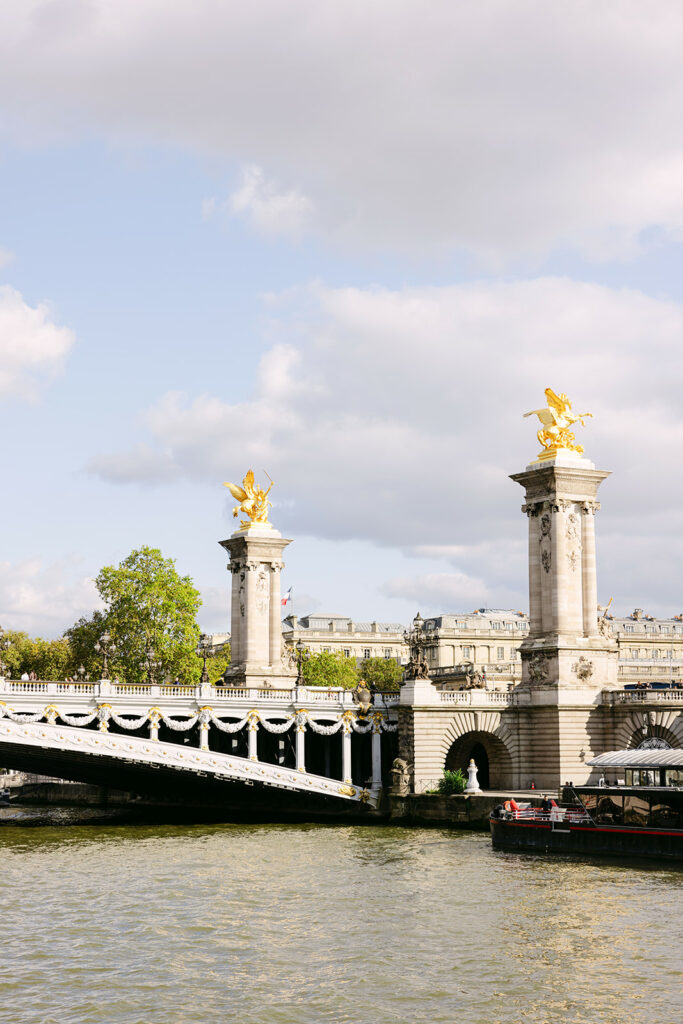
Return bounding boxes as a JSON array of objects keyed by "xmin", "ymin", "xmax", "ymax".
[{"xmin": 2, "ymin": 2, "xmax": 683, "ymax": 637}]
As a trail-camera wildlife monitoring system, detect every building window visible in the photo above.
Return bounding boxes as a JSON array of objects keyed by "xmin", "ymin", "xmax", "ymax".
[
  {"xmin": 383, "ymin": 648, "xmax": 392, "ymax": 659},
  {"xmin": 463, "ymin": 646, "xmax": 472, "ymax": 659},
  {"xmin": 497, "ymin": 647, "xmax": 505, "ymax": 660},
  {"xmin": 322, "ymin": 647, "xmax": 330, "ymax": 654},
  {"xmin": 624, "ymin": 624, "xmax": 634, "ymax": 633},
  {"xmin": 491, "ymin": 621, "xmax": 501, "ymax": 630},
  {"xmin": 510, "ymin": 649, "xmax": 517, "ymax": 660},
  {"xmin": 662, "ymin": 626, "xmax": 670, "ymax": 633},
  {"xmin": 363, "ymin": 648, "xmax": 371, "ymax": 659},
  {"xmin": 653, "ymin": 650, "xmax": 659, "ymax": 659},
  {"xmin": 666, "ymin": 650, "xmax": 673, "ymax": 659},
  {"xmin": 630, "ymin": 649, "xmax": 639, "ymax": 659},
  {"xmin": 343, "ymin": 648, "xmax": 351, "ymax": 658}
]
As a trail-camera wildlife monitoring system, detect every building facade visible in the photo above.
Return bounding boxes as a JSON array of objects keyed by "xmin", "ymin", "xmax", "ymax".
[
  {"xmin": 282, "ymin": 614, "xmax": 405, "ymax": 665},
  {"xmin": 283, "ymin": 608, "xmax": 683, "ymax": 690}
]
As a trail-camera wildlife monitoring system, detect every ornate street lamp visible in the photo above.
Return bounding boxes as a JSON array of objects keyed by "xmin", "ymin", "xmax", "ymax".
[
  {"xmin": 77, "ymin": 664, "xmax": 86, "ymax": 682},
  {"xmin": 94, "ymin": 631, "xmax": 116, "ymax": 679},
  {"xmin": 197, "ymin": 633, "xmax": 212, "ymax": 684},
  {"xmin": 0, "ymin": 629, "xmax": 11, "ymax": 678},
  {"xmin": 141, "ymin": 647, "xmax": 160, "ymax": 685},
  {"xmin": 403, "ymin": 612, "xmax": 429, "ymax": 681},
  {"xmin": 295, "ymin": 638, "xmax": 308, "ymax": 685}
]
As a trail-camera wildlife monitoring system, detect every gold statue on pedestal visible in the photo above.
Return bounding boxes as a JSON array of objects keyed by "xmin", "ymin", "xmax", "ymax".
[
  {"xmin": 524, "ymin": 388, "xmax": 592, "ymax": 459},
  {"xmin": 223, "ymin": 470, "xmax": 274, "ymax": 529}
]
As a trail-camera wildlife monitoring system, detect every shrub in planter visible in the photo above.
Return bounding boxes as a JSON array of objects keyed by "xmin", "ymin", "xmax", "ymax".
[{"xmin": 437, "ymin": 769, "xmax": 467, "ymax": 795}]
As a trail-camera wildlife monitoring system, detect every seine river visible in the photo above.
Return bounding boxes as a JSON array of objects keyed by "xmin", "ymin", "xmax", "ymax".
[{"xmin": 1, "ymin": 811, "xmax": 681, "ymax": 1024}]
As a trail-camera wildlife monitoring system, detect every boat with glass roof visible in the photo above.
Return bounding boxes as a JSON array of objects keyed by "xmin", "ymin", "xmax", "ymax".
[{"xmin": 489, "ymin": 747, "xmax": 683, "ymax": 861}]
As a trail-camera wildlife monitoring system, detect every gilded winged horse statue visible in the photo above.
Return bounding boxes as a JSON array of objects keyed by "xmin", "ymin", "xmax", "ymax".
[
  {"xmin": 223, "ymin": 470, "xmax": 274, "ymax": 528},
  {"xmin": 524, "ymin": 388, "xmax": 592, "ymax": 456}
]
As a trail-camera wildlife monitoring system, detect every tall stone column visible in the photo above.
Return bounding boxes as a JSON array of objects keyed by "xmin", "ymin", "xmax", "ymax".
[
  {"xmin": 581, "ymin": 502, "xmax": 599, "ymax": 637},
  {"xmin": 220, "ymin": 525, "xmax": 296, "ymax": 688},
  {"xmin": 525, "ymin": 504, "xmax": 542, "ymax": 638},
  {"xmin": 511, "ymin": 446, "xmax": 618, "ymax": 788}
]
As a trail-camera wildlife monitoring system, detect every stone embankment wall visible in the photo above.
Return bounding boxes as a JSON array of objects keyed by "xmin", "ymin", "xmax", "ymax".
[{"xmin": 389, "ymin": 793, "xmax": 545, "ymax": 830}]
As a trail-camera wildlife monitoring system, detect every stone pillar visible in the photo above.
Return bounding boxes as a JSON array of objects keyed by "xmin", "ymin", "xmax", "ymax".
[
  {"xmin": 198, "ymin": 708, "xmax": 210, "ymax": 752},
  {"xmin": 296, "ymin": 721, "xmax": 306, "ymax": 772},
  {"xmin": 248, "ymin": 713, "xmax": 258, "ymax": 761},
  {"xmin": 511, "ymin": 454, "xmax": 610, "ymax": 645},
  {"xmin": 220, "ymin": 527, "xmax": 295, "ymax": 687},
  {"xmin": 581, "ymin": 502, "xmax": 599, "ymax": 637},
  {"xmin": 342, "ymin": 722, "xmax": 352, "ymax": 784},
  {"xmin": 371, "ymin": 719, "xmax": 383, "ymax": 788},
  {"xmin": 149, "ymin": 709, "xmax": 160, "ymax": 742},
  {"xmin": 269, "ymin": 562, "xmax": 283, "ymax": 666},
  {"xmin": 511, "ymin": 448, "xmax": 618, "ymax": 788},
  {"xmin": 526, "ymin": 504, "xmax": 542, "ymax": 638}
]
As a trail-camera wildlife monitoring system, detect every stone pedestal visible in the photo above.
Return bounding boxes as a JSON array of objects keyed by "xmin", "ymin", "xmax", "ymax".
[
  {"xmin": 510, "ymin": 450, "xmax": 619, "ymax": 787},
  {"xmin": 220, "ymin": 525, "xmax": 297, "ymax": 687}
]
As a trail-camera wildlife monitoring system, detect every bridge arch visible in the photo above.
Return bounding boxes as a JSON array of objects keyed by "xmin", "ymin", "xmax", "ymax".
[
  {"xmin": 614, "ymin": 709, "xmax": 683, "ymax": 751},
  {"xmin": 439, "ymin": 711, "xmax": 516, "ymax": 789}
]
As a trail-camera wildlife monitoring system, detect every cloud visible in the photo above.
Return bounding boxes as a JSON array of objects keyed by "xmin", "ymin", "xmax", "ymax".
[
  {"xmin": 86, "ymin": 275, "xmax": 683, "ymax": 613},
  {"xmin": 3, "ymin": 3, "xmax": 683, "ymax": 258},
  {"xmin": 381, "ymin": 572, "xmax": 490, "ymax": 612},
  {"xmin": 0, "ymin": 558, "xmax": 103, "ymax": 637},
  {"xmin": 226, "ymin": 164, "xmax": 313, "ymax": 238},
  {"xmin": 0, "ymin": 248, "xmax": 14, "ymax": 269},
  {"xmin": 0, "ymin": 285, "xmax": 75, "ymax": 400}
]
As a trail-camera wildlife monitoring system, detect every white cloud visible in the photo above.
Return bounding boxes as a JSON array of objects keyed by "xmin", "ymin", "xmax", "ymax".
[
  {"xmin": 381, "ymin": 572, "xmax": 489, "ymax": 612},
  {"xmin": 87, "ymin": 275, "xmax": 683, "ymax": 613},
  {"xmin": 227, "ymin": 164, "xmax": 313, "ymax": 239},
  {"xmin": 0, "ymin": 285, "xmax": 75, "ymax": 400},
  {"xmin": 3, "ymin": 3, "xmax": 683, "ymax": 257},
  {"xmin": 0, "ymin": 558, "xmax": 103, "ymax": 637}
]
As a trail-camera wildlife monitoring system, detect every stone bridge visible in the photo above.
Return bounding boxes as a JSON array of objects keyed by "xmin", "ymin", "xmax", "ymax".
[
  {"xmin": 0, "ymin": 679, "xmax": 399, "ymax": 812},
  {"xmin": 399, "ymin": 682, "xmax": 683, "ymax": 792}
]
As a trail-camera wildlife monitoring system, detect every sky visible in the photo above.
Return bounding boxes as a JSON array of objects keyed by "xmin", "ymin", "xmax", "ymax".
[{"xmin": 2, "ymin": 0, "xmax": 683, "ymax": 638}]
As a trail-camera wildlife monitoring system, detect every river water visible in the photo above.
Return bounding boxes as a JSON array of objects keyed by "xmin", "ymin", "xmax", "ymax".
[{"xmin": 1, "ymin": 810, "xmax": 681, "ymax": 1024}]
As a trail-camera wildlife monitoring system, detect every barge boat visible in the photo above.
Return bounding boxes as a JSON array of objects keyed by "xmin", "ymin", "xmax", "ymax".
[{"xmin": 489, "ymin": 748, "xmax": 683, "ymax": 862}]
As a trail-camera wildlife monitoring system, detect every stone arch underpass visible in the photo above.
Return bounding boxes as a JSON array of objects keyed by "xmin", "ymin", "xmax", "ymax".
[
  {"xmin": 611, "ymin": 708, "xmax": 683, "ymax": 753},
  {"xmin": 413, "ymin": 709, "xmax": 519, "ymax": 791},
  {"xmin": 0, "ymin": 718, "xmax": 378, "ymax": 815}
]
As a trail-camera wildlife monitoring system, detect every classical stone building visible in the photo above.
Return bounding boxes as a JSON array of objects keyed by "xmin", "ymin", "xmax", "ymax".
[
  {"xmin": 282, "ymin": 606, "xmax": 683, "ymax": 691},
  {"xmin": 281, "ymin": 614, "xmax": 405, "ymax": 666}
]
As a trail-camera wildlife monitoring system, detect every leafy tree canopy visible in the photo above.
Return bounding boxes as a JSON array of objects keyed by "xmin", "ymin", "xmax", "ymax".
[
  {"xmin": 302, "ymin": 649, "xmax": 359, "ymax": 689},
  {"xmin": 359, "ymin": 657, "xmax": 403, "ymax": 692},
  {"xmin": 94, "ymin": 546, "xmax": 202, "ymax": 682}
]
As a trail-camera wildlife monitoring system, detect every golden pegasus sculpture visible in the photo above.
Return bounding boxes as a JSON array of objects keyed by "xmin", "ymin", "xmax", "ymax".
[
  {"xmin": 223, "ymin": 470, "xmax": 274, "ymax": 529},
  {"xmin": 524, "ymin": 388, "xmax": 592, "ymax": 457}
]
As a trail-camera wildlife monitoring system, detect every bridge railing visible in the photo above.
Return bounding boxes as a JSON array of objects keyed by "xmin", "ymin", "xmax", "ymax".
[
  {"xmin": 602, "ymin": 688, "xmax": 683, "ymax": 705},
  {"xmin": 0, "ymin": 678, "xmax": 400, "ymax": 707}
]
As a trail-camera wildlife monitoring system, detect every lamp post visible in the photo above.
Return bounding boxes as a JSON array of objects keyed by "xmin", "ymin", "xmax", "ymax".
[
  {"xmin": 141, "ymin": 647, "xmax": 160, "ymax": 685},
  {"xmin": 0, "ymin": 628, "xmax": 10, "ymax": 678},
  {"xmin": 403, "ymin": 612, "xmax": 429, "ymax": 680},
  {"xmin": 94, "ymin": 631, "xmax": 116, "ymax": 680},
  {"xmin": 295, "ymin": 638, "xmax": 307, "ymax": 685},
  {"xmin": 77, "ymin": 664, "xmax": 86, "ymax": 683},
  {"xmin": 197, "ymin": 634, "xmax": 212, "ymax": 684}
]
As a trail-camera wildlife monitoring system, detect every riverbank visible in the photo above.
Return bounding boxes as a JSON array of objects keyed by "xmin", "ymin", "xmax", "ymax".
[{"xmin": 389, "ymin": 790, "xmax": 546, "ymax": 829}]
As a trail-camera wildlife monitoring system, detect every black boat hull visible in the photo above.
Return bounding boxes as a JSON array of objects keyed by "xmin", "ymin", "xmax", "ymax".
[{"xmin": 490, "ymin": 817, "xmax": 683, "ymax": 861}]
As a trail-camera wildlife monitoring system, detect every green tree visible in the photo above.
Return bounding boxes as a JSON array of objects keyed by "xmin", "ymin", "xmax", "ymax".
[
  {"xmin": 359, "ymin": 657, "xmax": 403, "ymax": 692},
  {"xmin": 2, "ymin": 631, "xmax": 71, "ymax": 680},
  {"xmin": 95, "ymin": 546, "xmax": 202, "ymax": 682},
  {"xmin": 302, "ymin": 649, "xmax": 359, "ymax": 689},
  {"xmin": 63, "ymin": 610, "xmax": 110, "ymax": 679}
]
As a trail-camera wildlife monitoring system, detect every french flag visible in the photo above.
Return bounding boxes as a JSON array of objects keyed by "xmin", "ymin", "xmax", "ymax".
[{"xmin": 281, "ymin": 586, "xmax": 293, "ymax": 607}]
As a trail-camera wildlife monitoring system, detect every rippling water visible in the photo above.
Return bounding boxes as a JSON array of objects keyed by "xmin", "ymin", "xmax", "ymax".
[{"xmin": 1, "ymin": 810, "xmax": 681, "ymax": 1024}]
